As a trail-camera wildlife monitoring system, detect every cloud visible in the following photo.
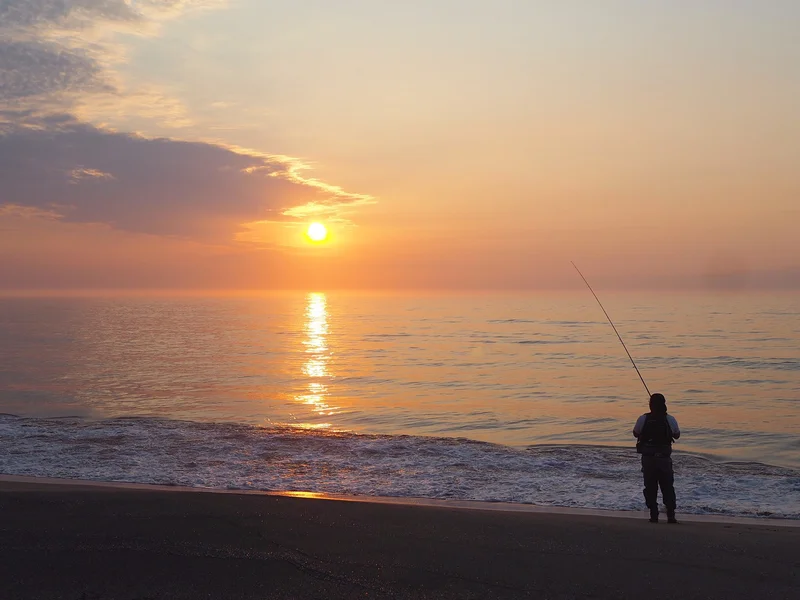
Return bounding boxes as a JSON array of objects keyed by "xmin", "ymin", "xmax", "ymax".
[
  {"xmin": 267, "ymin": 160, "xmax": 375, "ymax": 221},
  {"xmin": 0, "ymin": 40, "xmax": 108, "ymax": 101},
  {"xmin": 69, "ymin": 166, "xmax": 115, "ymax": 181},
  {"xmin": 0, "ymin": 1, "xmax": 136, "ymax": 29},
  {"xmin": 0, "ymin": 1, "xmax": 220, "ymax": 31},
  {"xmin": 72, "ymin": 84, "xmax": 196, "ymax": 129},
  {"xmin": 0, "ymin": 116, "xmax": 327, "ymax": 241},
  {"xmin": 0, "ymin": 2, "xmax": 125, "ymax": 113},
  {"xmin": 0, "ymin": 203, "xmax": 62, "ymax": 220}
]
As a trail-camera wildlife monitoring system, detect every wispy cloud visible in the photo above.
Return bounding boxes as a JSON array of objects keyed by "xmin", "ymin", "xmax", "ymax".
[
  {"xmin": 239, "ymin": 156, "xmax": 376, "ymax": 222},
  {"xmin": 69, "ymin": 166, "xmax": 116, "ymax": 182},
  {"xmin": 0, "ymin": 1, "xmax": 136, "ymax": 29},
  {"xmin": 279, "ymin": 161, "xmax": 376, "ymax": 218},
  {"xmin": 0, "ymin": 40, "xmax": 108, "ymax": 102},
  {"xmin": 0, "ymin": 203, "xmax": 62, "ymax": 220}
]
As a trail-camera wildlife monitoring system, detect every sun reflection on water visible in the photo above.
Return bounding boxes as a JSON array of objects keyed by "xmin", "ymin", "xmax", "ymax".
[{"xmin": 295, "ymin": 293, "xmax": 337, "ymax": 426}]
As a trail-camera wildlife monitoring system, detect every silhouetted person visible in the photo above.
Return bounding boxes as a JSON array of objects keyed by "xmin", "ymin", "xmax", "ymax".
[{"xmin": 633, "ymin": 393, "xmax": 680, "ymax": 523}]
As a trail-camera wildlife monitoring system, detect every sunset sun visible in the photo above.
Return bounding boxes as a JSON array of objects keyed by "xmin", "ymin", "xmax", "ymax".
[{"xmin": 306, "ymin": 222, "xmax": 328, "ymax": 242}]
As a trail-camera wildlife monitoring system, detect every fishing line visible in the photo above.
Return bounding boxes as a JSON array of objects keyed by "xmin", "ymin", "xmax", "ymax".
[{"xmin": 571, "ymin": 261, "xmax": 651, "ymax": 397}]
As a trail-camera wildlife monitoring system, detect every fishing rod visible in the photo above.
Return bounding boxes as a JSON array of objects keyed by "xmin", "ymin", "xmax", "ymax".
[{"xmin": 571, "ymin": 261, "xmax": 651, "ymax": 398}]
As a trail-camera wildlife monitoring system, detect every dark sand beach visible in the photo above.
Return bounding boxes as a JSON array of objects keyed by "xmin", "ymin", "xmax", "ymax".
[{"xmin": 1, "ymin": 478, "xmax": 797, "ymax": 600}]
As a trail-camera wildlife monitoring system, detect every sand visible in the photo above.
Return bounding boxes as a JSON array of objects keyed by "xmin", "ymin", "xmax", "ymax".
[{"xmin": 1, "ymin": 477, "xmax": 798, "ymax": 599}]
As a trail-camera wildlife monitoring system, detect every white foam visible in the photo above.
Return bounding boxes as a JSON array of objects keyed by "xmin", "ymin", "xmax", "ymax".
[{"xmin": 1, "ymin": 415, "xmax": 798, "ymax": 520}]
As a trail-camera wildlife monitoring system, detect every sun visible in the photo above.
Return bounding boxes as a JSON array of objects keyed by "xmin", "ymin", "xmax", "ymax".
[{"xmin": 306, "ymin": 222, "xmax": 328, "ymax": 242}]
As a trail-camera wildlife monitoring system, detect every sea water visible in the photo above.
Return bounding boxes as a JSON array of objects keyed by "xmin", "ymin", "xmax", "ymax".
[{"xmin": 1, "ymin": 291, "xmax": 798, "ymax": 518}]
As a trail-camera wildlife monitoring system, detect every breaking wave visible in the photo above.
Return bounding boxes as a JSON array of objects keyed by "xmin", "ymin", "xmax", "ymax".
[{"xmin": 1, "ymin": 415, "xmax": 797, "ymax": 520}]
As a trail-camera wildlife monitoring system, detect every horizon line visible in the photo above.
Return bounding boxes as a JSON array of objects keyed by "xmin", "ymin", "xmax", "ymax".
[{"xmin": 0, "ymin": 286, "xmax": 796, "ymax": 298}]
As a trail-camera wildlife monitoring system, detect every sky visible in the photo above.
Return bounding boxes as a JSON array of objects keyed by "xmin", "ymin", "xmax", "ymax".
[{"xmin": 1, "ymin": 0, "xmax": 798, "ymax": 291}]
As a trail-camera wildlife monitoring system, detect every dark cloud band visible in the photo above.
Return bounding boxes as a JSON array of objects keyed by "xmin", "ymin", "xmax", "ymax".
[{"xmin": 0, "ymin": 117, "xmax": 320, "ymax": 240}]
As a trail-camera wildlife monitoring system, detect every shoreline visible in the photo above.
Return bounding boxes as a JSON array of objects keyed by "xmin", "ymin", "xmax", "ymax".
[
  {"xmin": 3, "ymin": 473, "xmax": 798, "ymax": 528},
  {"xmin": 2, "ymin": 474, "xmax": 798, "ymax": 599}
]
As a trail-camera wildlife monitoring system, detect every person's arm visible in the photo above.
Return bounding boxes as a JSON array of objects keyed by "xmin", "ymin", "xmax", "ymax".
[
  {"xmin": 633, "ymin": 415, "xmax": 646, "ymax": 438},
  {"xmin": 667, "ymin": 415, "xmax": 680, "ymax": 440}
]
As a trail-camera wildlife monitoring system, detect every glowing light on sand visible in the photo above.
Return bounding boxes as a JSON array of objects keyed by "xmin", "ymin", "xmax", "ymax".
[{"xmin": 278, "ymin": 491, "xmax": 327, "ymax": 499}]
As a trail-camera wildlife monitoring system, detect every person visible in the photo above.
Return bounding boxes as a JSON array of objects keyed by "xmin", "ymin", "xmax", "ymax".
[{"xmin": 633, "ymin": 393, "xmax": 680, "ymax": 523}]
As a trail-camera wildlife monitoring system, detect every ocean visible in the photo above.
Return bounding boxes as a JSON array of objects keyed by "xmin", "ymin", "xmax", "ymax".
[{"xmin": 1, "ymin": 291, "xmax": 798, "ymax": 518}]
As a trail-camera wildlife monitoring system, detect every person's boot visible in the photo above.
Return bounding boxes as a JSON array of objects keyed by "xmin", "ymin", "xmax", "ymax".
[
  {"xmin": 649, "ymin": 508, "xmax": 659, "ymax": 523},
  {"xmin": 667, "ymin": 509, "xmax": 678, "ymax": 524}
]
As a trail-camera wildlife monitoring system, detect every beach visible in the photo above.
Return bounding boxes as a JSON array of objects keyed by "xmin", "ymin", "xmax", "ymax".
[
  {"xmin": 2, "ymin": 293, "xmax": 799, "ymax": 522},
  {"xmin": 1, "ymin": 478, "xmax": 797, "ymax": 599}
]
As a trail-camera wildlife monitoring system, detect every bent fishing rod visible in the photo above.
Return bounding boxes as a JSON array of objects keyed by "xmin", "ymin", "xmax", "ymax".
[{"xmin": 571, "ymin": 261, "xmax": 651, "ymax": 398}]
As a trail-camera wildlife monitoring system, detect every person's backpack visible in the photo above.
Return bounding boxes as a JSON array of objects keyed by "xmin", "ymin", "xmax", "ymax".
[{"xmin": 636, "ymin": 413, "xmax": 673, "ymax": 455}]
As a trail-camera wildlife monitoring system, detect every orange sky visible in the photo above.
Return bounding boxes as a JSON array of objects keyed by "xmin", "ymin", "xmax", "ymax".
[{"xmin": 1, "ymin": 1, "xmax": 798, "ymax": 291}]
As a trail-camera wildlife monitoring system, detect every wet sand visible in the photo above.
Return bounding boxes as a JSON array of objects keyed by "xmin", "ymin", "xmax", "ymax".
[{"xmin": 1, "ymin": 478, "xmax": 798, "ymax": 599}]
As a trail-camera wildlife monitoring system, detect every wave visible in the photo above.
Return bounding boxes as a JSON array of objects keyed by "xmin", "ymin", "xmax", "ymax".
[{"xmin": 1, "ymin": 415, "xmax": 797, "ymax": 520}]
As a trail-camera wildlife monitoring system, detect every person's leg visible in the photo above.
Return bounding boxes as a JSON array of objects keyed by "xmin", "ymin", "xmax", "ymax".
[
  {"xmin": 641, "ymin": 456, "xmax": 659, "ymax": 522},
  {"xmin": 656, "ymin": 457, "xmax": 677, "ymax": 523}
]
